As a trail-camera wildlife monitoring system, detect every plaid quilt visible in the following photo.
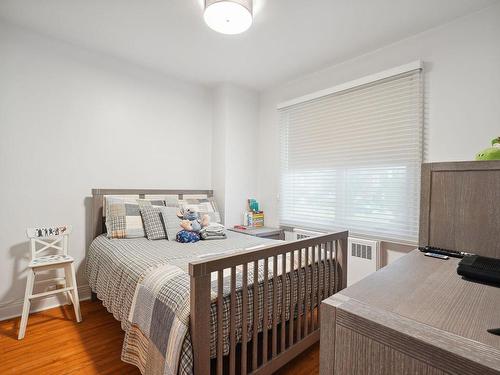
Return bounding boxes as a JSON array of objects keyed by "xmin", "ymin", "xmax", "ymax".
[{"xmin": 86, "ymin": 233, "xmax": 333, "ymax": 375}]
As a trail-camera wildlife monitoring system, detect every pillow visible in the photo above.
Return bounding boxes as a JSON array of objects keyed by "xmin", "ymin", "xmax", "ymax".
[
  {"xmin": 140, "ymin": 206, "xmax": 166, "ymax": 240},
  {"xmin": 105, "ymin": 197, "xmax": 164, "ymax": 239},
  {"xmin": 179, "ymin": 197, "xmax": 221, "ymax": 223},
  {"xmin": 161, "ymin": 206, "xmax": 183, "ymax": 241}
]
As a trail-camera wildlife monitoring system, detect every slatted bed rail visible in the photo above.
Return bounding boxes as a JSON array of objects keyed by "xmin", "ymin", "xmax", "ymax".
[{"xmin": 189, "ymin": 231, "xmax": 348, "ymax": 375}]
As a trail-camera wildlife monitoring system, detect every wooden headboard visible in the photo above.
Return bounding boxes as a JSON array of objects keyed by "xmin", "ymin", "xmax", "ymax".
[
  {"xmin": 91, "ymin": 188, "xmax": 213, "ymax": 240},
  {"xmin": 419, "ymin": 161, "xmax": 500, "ymax": 258}
]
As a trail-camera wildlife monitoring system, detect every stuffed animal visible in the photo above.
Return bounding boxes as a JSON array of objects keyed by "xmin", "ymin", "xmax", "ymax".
[
  {"xmin": 176, "ymin": 230, "xmax": 201, "ymax": 243},
  {"xmin": 177, "ymin": 209, "xmax": 210, "ymax": 233},
  {"xmin": 175, "ymin": 209, "xmax": 211, "ymax": 243},
  {"xmin": 475, "ymin": 137, "xmax": 500, "ymax": 160}
]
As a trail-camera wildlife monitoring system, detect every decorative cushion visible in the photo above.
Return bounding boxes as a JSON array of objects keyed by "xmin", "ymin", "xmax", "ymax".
[
  {"xmin": 176, "ymin": 230, "xmax": 200, "ymax": 243},
  {"xmin": 105, "ymin": 197, "xmax": 164, "ymax": 239},
  {"xmin": 140, "ymin": 206, "xmax": 166, "ymax": 240},
  {"xmin": 179, "ymin": 197, "xmax": 221, "ymax": 223},
  {"xmin": 161, "ymin": 206, "xmax": 183, "ymax": 241}
]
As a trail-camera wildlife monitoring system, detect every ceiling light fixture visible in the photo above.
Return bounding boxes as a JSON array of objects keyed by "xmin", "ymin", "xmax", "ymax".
[{"xmin": 204, "ymin": 0, "xmax": 253, "ymax": 35}]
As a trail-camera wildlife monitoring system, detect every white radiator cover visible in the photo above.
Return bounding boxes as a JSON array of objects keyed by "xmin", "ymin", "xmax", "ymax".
[
  {"xmin": 347, "ymin": 237, "xmax": 380, "ymax": 286},
  {"xmin": 284, "ymin": 228, "xmax": 324, "ymax": 241}
]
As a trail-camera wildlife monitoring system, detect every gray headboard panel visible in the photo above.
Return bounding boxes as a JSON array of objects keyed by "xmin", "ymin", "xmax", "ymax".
[{"xmin": 91, "ymin": 188, "xmax": 214, "ymax": 239}]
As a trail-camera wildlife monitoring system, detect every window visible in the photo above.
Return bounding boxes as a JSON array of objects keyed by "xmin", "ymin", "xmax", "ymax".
[{"xmin": 279, "ymin": 65, "xmax": 423, "ymax": 243}]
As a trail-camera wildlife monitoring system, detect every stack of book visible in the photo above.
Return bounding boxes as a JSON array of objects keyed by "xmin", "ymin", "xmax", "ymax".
[
  {"xmin": 243, "ymin": 198, "xmax": 265, "ymax": 227},
  {"xmin": 250, "ymin": 211, "xmax": 264, "ymax": 227}
]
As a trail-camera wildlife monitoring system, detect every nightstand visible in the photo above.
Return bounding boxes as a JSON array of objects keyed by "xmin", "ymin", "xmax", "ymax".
[{"xmin": 228, "ymin": 226, "xmax": 284, "ymax": 240}]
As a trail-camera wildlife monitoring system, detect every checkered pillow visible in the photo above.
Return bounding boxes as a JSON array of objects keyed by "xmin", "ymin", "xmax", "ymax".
[
  {"xmin": 178, "ymin": 197, "xmax": 221, "ymax": 223},
  {"xmin": 105, "ymin": 197, "xmax": 164, "ymax": 239},
  {"xmin": 140, "ymin": 206, "xmax": 167, "ymax": 240}
]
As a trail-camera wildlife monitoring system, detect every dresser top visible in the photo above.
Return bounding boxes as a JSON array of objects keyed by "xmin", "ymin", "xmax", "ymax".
[{"xmin": 332, "ymin": 250, "xmax": 500, "ymax": 350}]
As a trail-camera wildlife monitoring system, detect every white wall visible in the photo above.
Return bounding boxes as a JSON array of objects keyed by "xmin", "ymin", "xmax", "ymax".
[
  {"xmin": 211, "ymin": 84, "xmax": 259, "ymax": 227},
  {"xmin": 258, "ymin": 4, "xmax": 500, "ymax": 230},
  {"xmin": 211, "ymin": 87, "xmax": 228, "ymax": 223},
  {"xmin": 0, "ymin": 22, "xmax": 213, "ymax": 319}
]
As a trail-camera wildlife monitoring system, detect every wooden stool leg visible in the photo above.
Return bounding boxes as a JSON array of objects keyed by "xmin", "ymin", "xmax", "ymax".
[
  {"xmin": 66, "ymin": 275, "xmax": 74, "ymax": 306},
  {"xmin": 18, "ymin": 269, "xmax": 35, "ymax": 340},
  {"xmin": 66, "ymin": 263, "xmax": 82, "ymax": 322}
]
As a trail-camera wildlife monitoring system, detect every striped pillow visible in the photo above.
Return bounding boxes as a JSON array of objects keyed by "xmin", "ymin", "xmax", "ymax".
[{"xmin": 105, "ymin": 197, "xmax": 164, "ymax": 239}]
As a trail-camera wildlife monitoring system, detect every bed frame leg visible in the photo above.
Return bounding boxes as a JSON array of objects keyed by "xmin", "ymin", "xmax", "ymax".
[{"xmin": 90, "ymin": 291, "xmax": 97, "ymax": 302}]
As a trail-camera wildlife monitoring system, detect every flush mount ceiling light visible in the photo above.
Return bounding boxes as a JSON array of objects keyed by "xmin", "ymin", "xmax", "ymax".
[{"xmin": 204, "ymin": 0, "xmax": 253, "ymax": 35}]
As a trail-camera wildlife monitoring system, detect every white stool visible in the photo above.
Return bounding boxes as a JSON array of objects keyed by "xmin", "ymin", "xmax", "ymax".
[{"xmin": 18, "ymin": 225, "xmax": 82, "ymax": 340}]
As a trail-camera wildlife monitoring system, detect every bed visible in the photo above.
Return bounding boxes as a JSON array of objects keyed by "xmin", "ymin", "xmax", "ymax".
[{"xmin": 87, "ymin": 189, "xmax": 348, "ymax": 375}]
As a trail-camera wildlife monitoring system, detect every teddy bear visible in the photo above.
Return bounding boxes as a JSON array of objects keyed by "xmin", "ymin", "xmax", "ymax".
[
  {"xmin": 177, "ymin": 208, "xmax": 210, "ymax": 233},
  {"xmin": 175, "ymin": 209, "xmax": 211, "ymax": 243}
]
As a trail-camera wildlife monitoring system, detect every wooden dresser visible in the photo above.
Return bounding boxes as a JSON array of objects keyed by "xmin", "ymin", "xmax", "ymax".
[{"xmin": 320, "ymin": 161, "xmax": 500, "ymax": 374}]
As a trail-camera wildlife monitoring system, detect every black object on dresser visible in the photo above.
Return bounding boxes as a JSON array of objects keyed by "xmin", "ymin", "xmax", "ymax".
[{"xmin": 457, "ymin": 254, "xmax": 500, "ymax": 286}]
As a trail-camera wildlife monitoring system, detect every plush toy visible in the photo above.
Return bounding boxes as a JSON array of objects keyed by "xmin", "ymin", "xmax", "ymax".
[
  {"xmin": 177, "ymin": 209, "xmax": 210, "ymax": 233},
  {"xmin": 475, "ymin": 137, "xmax": 500, "ymax": 160},
  {"xmin": 175, "ymin": 209, "xmax": 211, "ymax": 243},
  {"xmin": 176, "ymin": 230, "xmax": 201, "ymax": 243}
]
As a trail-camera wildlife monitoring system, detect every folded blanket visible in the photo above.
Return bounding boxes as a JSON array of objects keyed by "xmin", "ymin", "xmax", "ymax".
[
  {"xmin": 203, "ymin": 228, "xmax": 225, "ymax": 234},
  {"xmin": 201, "ymin": 223, "xmax": 225, "ymax": 232},
  {"xmin": 200, "ymin": 232, "xmax": 227, "ymax": 240},
  {"xmin": 200, "ymin": 223, "xmax": 227, "ymax": 240}
]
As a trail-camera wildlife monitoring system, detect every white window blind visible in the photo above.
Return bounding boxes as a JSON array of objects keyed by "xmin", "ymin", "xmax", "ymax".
[{"xmin": 279, "ymin": 68, "xmax": 423, "ymax": 243}]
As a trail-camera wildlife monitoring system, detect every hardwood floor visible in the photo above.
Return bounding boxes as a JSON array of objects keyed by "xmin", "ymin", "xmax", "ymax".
[{"xmin": 0, "ymin": 300, "xmax": 319, "ymax": 374}]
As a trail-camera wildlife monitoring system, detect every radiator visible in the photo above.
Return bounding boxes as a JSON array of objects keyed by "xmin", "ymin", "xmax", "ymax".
[
  {"xmin": 284, "ymin": 228, "xmax": 325, "ymax": 241},
  {"xmin": 347, "ymin": 237, "xmax": 380, "ymax": 286}
]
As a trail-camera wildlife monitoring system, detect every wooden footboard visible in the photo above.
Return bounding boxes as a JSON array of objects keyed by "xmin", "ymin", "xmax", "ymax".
[{"xmin": 189, "ymin": 231, "xmax": 348, "ymax": 375}]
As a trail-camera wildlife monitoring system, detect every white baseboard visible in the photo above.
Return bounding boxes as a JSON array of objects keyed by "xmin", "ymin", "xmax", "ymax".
[{"xmin": 0, "ymin": 284, "xmax": 91, "ymax": 322}]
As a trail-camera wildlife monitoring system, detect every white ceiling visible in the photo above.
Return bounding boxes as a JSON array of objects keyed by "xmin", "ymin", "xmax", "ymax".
[{"xmin": 0, "ymin": 0, "xmax": 497, "ymax": 90}]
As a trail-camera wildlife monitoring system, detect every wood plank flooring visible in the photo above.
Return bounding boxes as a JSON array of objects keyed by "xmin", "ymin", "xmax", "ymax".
[{"xmin": 0, "ymin": 300, "xmax": 319, "ymax": 374}]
